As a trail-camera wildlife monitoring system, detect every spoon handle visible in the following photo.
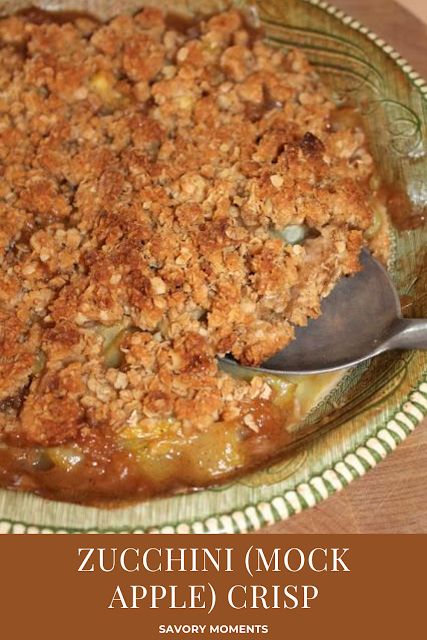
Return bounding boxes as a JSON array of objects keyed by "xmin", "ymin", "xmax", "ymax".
[{"xmin": 386, "ymin": 318, "xmax": 427, "ymax": 351}]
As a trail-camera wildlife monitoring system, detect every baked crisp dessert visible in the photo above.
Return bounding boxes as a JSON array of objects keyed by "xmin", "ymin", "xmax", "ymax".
[{"xmin": 0, "ymin": 7, "xmax": 389, "ymax": 503}]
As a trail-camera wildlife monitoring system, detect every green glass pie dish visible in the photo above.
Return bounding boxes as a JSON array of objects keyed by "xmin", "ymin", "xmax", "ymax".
[{"xmin": 0, "ymin": 0, "xmax": 426, "ymax": 533}]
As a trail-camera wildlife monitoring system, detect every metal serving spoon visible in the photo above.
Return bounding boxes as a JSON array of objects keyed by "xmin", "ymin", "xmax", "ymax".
[{"xmin": 223, "ymin": 249, "xmax": 427, "ymax": 375}]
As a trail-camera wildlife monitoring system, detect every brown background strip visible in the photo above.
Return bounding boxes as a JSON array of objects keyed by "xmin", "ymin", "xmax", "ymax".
[{"xmin": 1, "ymin": 535, "xmax": 425, "ymax": 639}]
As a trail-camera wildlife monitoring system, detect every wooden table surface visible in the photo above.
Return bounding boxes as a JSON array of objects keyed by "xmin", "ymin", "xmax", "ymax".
[{"xmin": 259, "ymin": 0, "xmax": 427, "ymax": 534}]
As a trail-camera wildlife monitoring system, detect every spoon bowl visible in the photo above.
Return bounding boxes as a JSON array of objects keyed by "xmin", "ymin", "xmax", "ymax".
[{"xmin": 223, "ymin": 249, "xmax": 427, "ymax": 375}]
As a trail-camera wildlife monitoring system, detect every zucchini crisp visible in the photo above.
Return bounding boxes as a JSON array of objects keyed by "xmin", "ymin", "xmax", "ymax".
[{"xmin": 0, "ymin": 7, "xmax": 389, "ymax": 503}]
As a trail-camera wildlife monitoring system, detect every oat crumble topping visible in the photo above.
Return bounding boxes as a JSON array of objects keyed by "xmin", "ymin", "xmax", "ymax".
[{"xmin": 0, "ymin": 8, "xmax": 377, "ymax": 454}]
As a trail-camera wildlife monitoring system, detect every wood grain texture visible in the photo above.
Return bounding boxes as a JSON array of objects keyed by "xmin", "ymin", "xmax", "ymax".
[
  {"xmin": 395, "ymin": 0, "xmax": 427, "ymax": 24},
  {"xmin": 259, "ymin": 0, "xmax": 427, "ymax": 534},
  {"xmin": 339, "ymin": 0, "xmax": 427, "ymax": 75}
]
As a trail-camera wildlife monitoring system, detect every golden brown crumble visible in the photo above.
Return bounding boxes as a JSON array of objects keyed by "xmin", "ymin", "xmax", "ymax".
[{"xmin": 0, "ymin": 8, "xmax": 380, "ymax": 450}]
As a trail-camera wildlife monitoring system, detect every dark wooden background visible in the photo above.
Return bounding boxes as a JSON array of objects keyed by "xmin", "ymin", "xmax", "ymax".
[{"xmin": 259, "ymin": 0, "xmax": 427, "ymax": 534}]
